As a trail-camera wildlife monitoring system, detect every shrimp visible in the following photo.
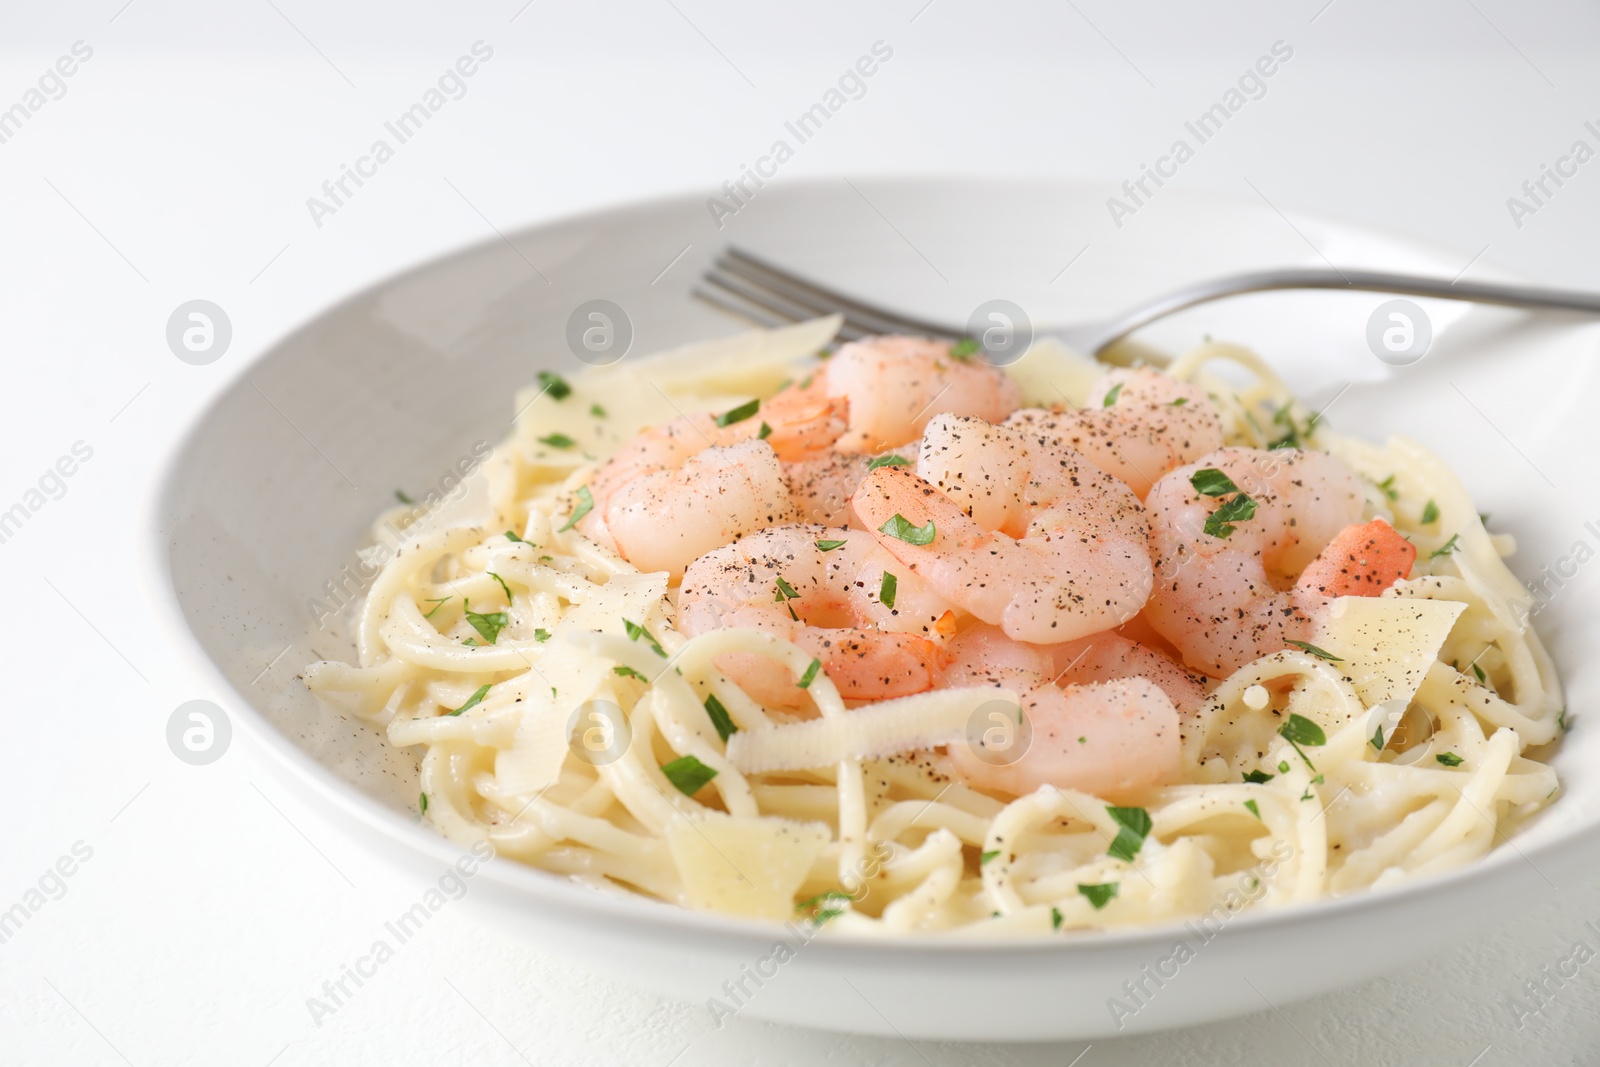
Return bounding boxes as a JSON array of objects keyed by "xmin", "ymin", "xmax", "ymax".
[
  {"xmin": 678, "ymin": 525, "xmax": 957, "ymax": 707},
  {"xmin": 820, "ymin": 335, "xmax": 1022, "ymax": 453},
  {"xmin": 942, "ymin": 624, "xmax": 1183, "ymax": 799},
  {"xmin": 784, "ymin": 448, "xmax": 917, "ymax": 528},
  {"xmin": 578, "ymin": 389, "xmax": 845, "ymax": 576},
  {"xmin": 1005, "ymin": 368, "xmax": 1224, "ymax": 498},
  {"xmin": 851, "ymin": 414, "xmax": 1154, "ymax": 644},
  {"xmin": 1144, "ymin": 447, "xmax": 1416, "ymax": 677}
]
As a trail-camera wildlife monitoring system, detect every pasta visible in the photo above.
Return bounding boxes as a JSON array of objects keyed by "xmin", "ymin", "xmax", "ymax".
[{"xmin": 306, "ymin": 322, "xmax": 1563, "ymax": 935}]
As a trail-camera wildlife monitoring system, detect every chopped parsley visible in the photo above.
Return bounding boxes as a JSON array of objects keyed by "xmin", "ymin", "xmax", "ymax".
[
  {"xmin": 1244, "ymin": 799, "xmax": 1261, "ymax": 820},
  {"xmin": 1170, "ymin": 397, "xmax": 1189, "ymax": 406},
  {"xmin": 447, "ymin": 684, "xmax": 491, "ymax": 716},
  {"xmin": 704, "ymin": 693, "xmax": 737, "ymax": 742},
  {"xmin": 715, "ymin": 398, "xmax": 760, "ymax": 427},
  {"xmin": 1190, "ymin": 467, "xmax": 1258, "ymax": 538},
  {"xmin": 590, "ymin": 402, "xmax": 607, "ymax": 418},
  {"xmin": 949, "ymin": 337, "xmax": 980, "ymax": 360},
  {"xmin": 489, "ymin": 572, "xmax": 514, "ymax": 603},
  {"xmin": 1436, "ymin": 752, "xmax": 1465, "ymax": 767},
  {"xmin": 815, "ymin": 538, "xmax": 848, "ymax": 552},
  {"xmin": 624, "ymin": 618, "xmax": 667, "ymax": 657},
  {"xmin": 418, "ymin": 791, "xmax": 428, "ymax": 813},
  {"xmin": 1558, "ymin": 707, "xmax": 1569, "ymax": 731},
  {"xmin": 1051, "ymin": 906, "xmax": 1064, "ymax": 930},
  {"xmin": 1242, "ymin": 770, "xmax": 1274, "ymax": 784},
  {"xmin": 1287, "ymin": 640, "xmax": 1343, "ymax": 662},
  {"xmin": 797, "ymin": 890, "xmax": 853, "ymax": 924},
  {"xmin": 1420, "ymin": 499, "xmax": 1439, "ymax": 525},
  {"xmin": 1377, "ymin": 474, "xmax": 1399, "ymax": 501},
  {"xmin": 1370, "ymin": 724, "xmax": 1386, "ymax": 751},
  {"xmin": 1430, "ymin": 533, "xmax": 1460, "ymax": 559},
  {"xmin": 1278, "ymin": 760, "xmax": 1291, "ymax": 774},
  {"xmin": 757, "ymin": 421, "xmax": 773, "ymax": 440},
  {"xmin": 867, "ymin": 454, "xmax": 911, "ymax": 471},
  {"xmin": 878, "ymin": 514, "xmax": 936, "ymax": 546},
  {"xmin": 980, "ymin": 849, "xmax": 1001, "ymax": 866},
  {"xmin": 1102, "ymin": 382, "xmax": 1124, "ymax": 407},
  {"xmin": 1472, "ymin": 662, "xmax": 1487, "ymax": 684},
  {"xmin": 1106, "ymin": 805, "xmax": 1152, "ymax": 863},
  {"xmin": 537, "ymin": 432, "xmax": 576, "ymax": 449},
  {"xmin": 1078, "ymin": 882, "xmax": 1119, "ymax": 909},
  {"xmin": 613, "ymin": 664, "xmax": 650, "ymax": 682},
  {"xmin": 1279, "ymin": 713, "xmax": 1327, "ymax": 771},
  {"xmin": 534, "ymin": 628, "xmax": 551, "ymax": 642},
  {"xmin": 559, "ymin": 485, "xmax": 594, "ymax": 531},
  {"xmin": 774, "ymin": 575, "xmax": 801, "ymax": 621},
  {"xmin": 660, "ymin": 755, "xmax": 718, "ymax": 796},
  {"xmin": 462, "ymin": 600, "xmax": 508, "ymax": 644},
  {"xmin": 1190, "ymin": 468, "xmax": 1242, "ymax": 497},
  {"xmin": 1268, "ymin": 404, "xmax": 1317, "ymax": 450},
  {"xmin": 504, "ymin": 529, "xmax": 525, "ymax": 543},
  {"xmin": 394, "ymin": 489, "xmax": 414, "ymax": 505},
  {"xmin": 797, "ymin": 658, "xmax": 822, "ymax": 689},
  {"xmin": 1205, "ymin": 493, "xmax": 1260, "ymax": 539},
  {"xmin": 879, "ymin": 571, "xmax": 898, "ymax": 610},
  {"xmin": 537, "ymin": 370, "xmax": 572, "ymax": 400},
  {"xmin": 422, "ymin": 596, "xmax": 450, "ymax": 619}
]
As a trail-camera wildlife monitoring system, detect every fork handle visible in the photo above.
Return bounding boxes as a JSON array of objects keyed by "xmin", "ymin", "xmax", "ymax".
[{"xmin": 1081, "ymin": 268, "xmax": 1600, "ymax": 355}]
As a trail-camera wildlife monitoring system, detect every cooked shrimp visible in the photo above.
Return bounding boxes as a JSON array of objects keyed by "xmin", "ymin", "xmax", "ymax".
[
  {"xmin": 942, "ymin": 624, "xmax": 1183, "ymax": 799},
  {"xmin": 578, "ymin": 389, "xmax": 845, "ymax": 576},
  {"xmin": 945, "ymin": 623, "xmax": 1208, "ymax": 715},
  {"xmin": 579, "ymin": 437, "xmax": 798, "ymax": 578},
  {"xmin": 784, "ymin": 448, "xmax": 917, "ymax": 528},
  {"xmin": 821, "ymin": 336, "xmax": 1021, "ymax": 453},
  {"xmin": 1145, "ymin": 447, "xmax": 1416, "ymax": 677},
  {"xmin": 851, "ymin": 414, "xmax": 1153, "ymax": 644},
  {"xmin": 678, "ymin": 525, "xmax": 956, "ymax": 707},
  {"xmin": 1006, "ymin": 368, "xmax": 1224, "ymax": 498}
]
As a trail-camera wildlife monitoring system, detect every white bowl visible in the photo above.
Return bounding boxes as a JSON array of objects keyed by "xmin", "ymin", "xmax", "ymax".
[{"xmin": 148, "ymin": 178, "xmax": 1600, "ymax": 1041}]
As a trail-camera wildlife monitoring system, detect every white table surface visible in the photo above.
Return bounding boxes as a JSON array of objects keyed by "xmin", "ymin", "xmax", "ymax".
[{"xmin": 4, "ymin": 2, "xmax": 1599, "ymax": 1063}]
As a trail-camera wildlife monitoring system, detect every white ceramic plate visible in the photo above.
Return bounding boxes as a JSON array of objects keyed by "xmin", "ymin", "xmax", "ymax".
[{"xmin": 148, "ymin": 178, "xmax": 1600, "ymax": 1041}]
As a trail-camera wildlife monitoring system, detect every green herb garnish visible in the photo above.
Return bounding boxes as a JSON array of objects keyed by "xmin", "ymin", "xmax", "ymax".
[
  {"xmin": 1420, "ymin": 499, "xmax": 1439, "ymax": 525},
  {"xmin": 1472, "ymin": 662, "xmax": 1487, "ymax": 684},
  {"xmin": 1170, "ymin": 397, "xmax": 1189, "ymax": 407},
  {"xmin": 559, "ymin": 485, "xmax": 593, "ymax": 532},
  {"xmin": 715, "ymin": 398, "xmax": 760, "ymax": 427},
  {"xmin": 1430, "ymin": 533, "xmax": 1460, "ymax": 559},
  {"xmin": 1370, "ymin": 724, "xmax": 1385, "ymax": 751},
  {"xmin": 1436, "ymin": 752, "xmax": 1464, "ymax": 767},
  {"xmin": 1242, "ymin": 770, "xmax": 1274, "ymax": 784},
  {"xmin": 1051, "ymin": 906, "xmax": 1063, "ymax": 930},
  {"xmin": 537, "ymin": 432, "xmax": 576, "ymax": 449},
  {"xmin": 815, "ymin": 538, "xmax": 848, "ymax": 552},
  {"xmin": 1102, "ymin": 382, "xmax": 1124, "ymax": 407},
  {"xmin": 1377, "ymin": 474, "xmax": 1399, "ymax": 501},
  {"xmin": 504, "ymin": 529, "xmax": 525, "ymax": 542},
  {"xmin": 879, "ymin": 571, "xmax": 898, "ymax": 610},
  {"xmin": 704, "ymin": 693, "xmax": 737, "ymax": 742},
  {"xmin": 613, "ymin": 664, "xmax": 650, "ymax": 683},
  {"xmin": 422, "ymin": 596, "xmax": 450, "ymax": 619},
  {"xmin": 1078, "ymin": 882, "xmax": 1119, "ymax": 909},
  {"xmin": 1106, "ymin": 805, "xmax": 1152, "ymax": 863},
  {"xmin": 624, "ymin": 618, "xmax": 666, "ymax": 657},
  {"xmin": 537, "ymin": 370, "xmax": 572, "ymax": 400},
  {"xmin": 980, "ymin": 849, "xmax": 1001, "ymax": 866},
  {"xmin": 1278, "ymin": 713, "xmax": 1327, "ymax": 771},
  {"xmin": 1190, "ymin": 468, "xmax": 1242, "ymax": 497},
  {"xmin": 419, "ymin": 792, "xmax": 428, "ymax": 813},
  {"xmin": 949, "ymin": 338, "xmax": 980, "ymax": 360},
  {"xmin": 448, "ymin": 684, "xmax": 491, "ymax": 716},
  {"xmin": 489, "ymin": 572, "xmax": 513, "ymax": 603},
  {"xmin": 590, "ymin": 402, "xmax": 607, "ymax": 418},
  {"xmin": 867, "ymin": 454, "xmax": 911, "ymax": 471},
  {"xmin": 797, "ymin": 658, "xmax": 822, "ymax": 689},
  {"xmin": 660, "ymin": 755, "xmax": 718, "ymax": 796},
  {"xmin": 395, "ymin": 489, "xmax": 414, "ymax": 505},
  {"xmin": 1244, "ymin": 799, "xmax": 1261, "ymax": 820},
  {"xmin": 1287, "ymin": 640, "xmax": 1343, "ymax": 662},
  {"xmin": 757, "ymin": 421, "xmax": 772, "ymax": 440},
  {"xmin": 534, "ymin": 628, "xmax": 551, "ymax": 642},
  {"xmin": 878, "ymin": 514, "xmax": 936, "ymax": 546},
  {"xmin": 1205, "ymin": 493, "xmax": 1259, "ymax": 538},
  {"xmin": 462, "ymin": 601, "xmax": 508, "ymax": 645},
  {"xmin": 774, "ymin": 575, "xmax": 801, "ymax": 621}
]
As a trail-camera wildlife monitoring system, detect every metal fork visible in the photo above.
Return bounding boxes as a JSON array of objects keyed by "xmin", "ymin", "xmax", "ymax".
[{"xmin": 695, "ymin": 246, "xmax": 1600, "ymax": 359}]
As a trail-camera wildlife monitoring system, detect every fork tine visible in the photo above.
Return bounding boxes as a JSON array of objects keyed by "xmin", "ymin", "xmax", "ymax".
[
  {"xmin": 722, "ymin": 247, "xmax": 963, "ymax": 340},
  {"xmin": 705, "ymin": 262, "xmax": 895, "ymax": 340},
  {"xmin": 692, "ymin": 282, "xmax": 870, "ymax": 341}
]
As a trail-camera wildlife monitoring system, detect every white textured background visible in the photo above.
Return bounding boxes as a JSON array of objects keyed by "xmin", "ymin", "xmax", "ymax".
[{"xmin": 3, "ymin": 1, "xmax": 1599, "ymax": 1064}]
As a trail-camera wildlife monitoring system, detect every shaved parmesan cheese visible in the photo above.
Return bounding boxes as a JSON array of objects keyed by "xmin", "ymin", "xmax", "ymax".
[
  {"xmin": 626, "ymin": 315, "xmax": 842, "ymax": 397},
  {"xmin": 727, "ymin": 687, "xmax": 1015, "ymax": 773},
  {"xmin": 1003, "ymin": 337, "xmax": 1104, "ymax": 409},
  {"xmin": 559, "ymin": 572, "xmax": 669, "ymax": 636},
  {"xmin": 493, "ymin": 645, "xmax": 616, "ymax": 794},
  {"xmin": 665, "ymin": 816, "xmax": 830, "ymax": 920},
  {"xmin": 1310, "ymin": 594, "xmax": 1466, "ymax": 708}
]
